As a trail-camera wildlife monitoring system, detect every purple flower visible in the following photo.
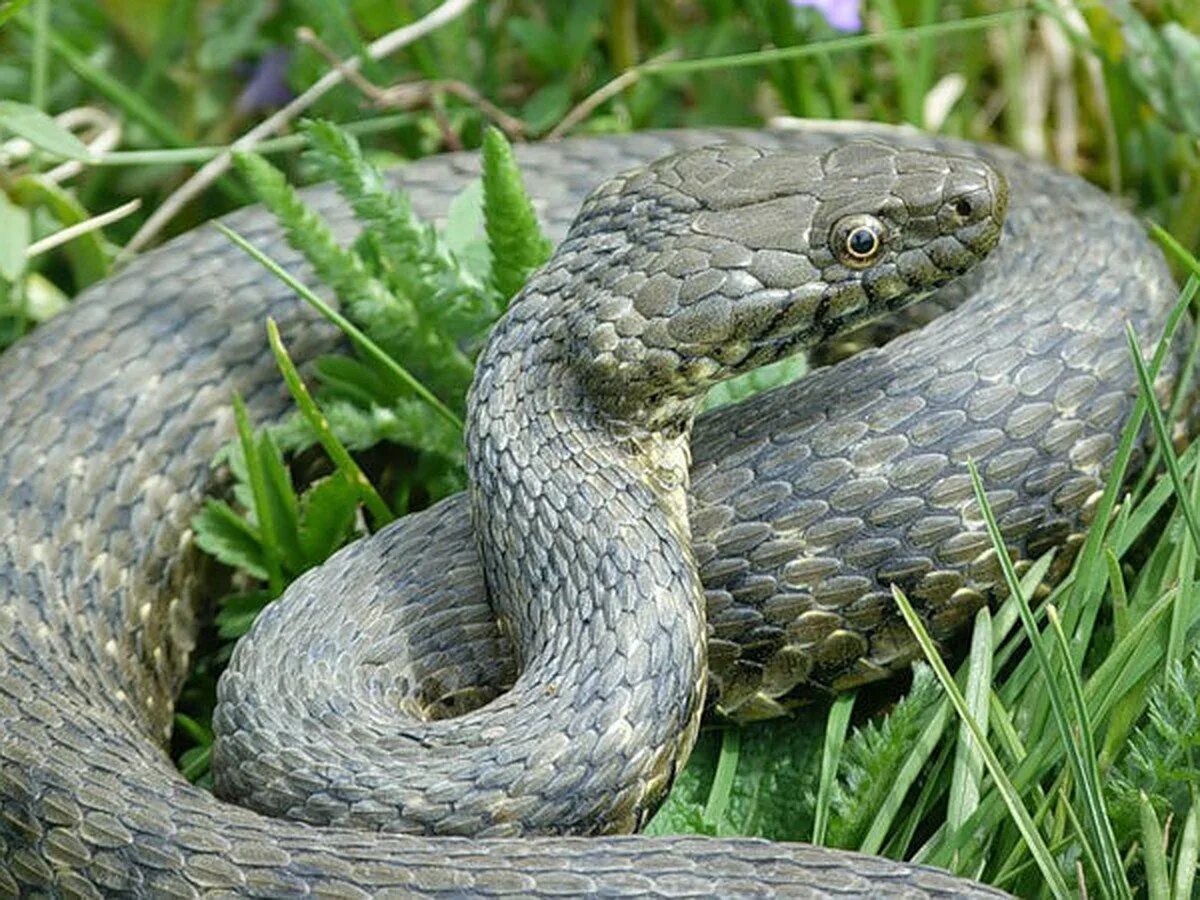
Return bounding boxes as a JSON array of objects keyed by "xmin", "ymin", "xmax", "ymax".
[
  {"xmin": 791, "ymin": 0, "xmax": 862, "ymax": 32},
  {"xmin": 236, "ymin": 48, "xmax": 294, "ymax": 114}
]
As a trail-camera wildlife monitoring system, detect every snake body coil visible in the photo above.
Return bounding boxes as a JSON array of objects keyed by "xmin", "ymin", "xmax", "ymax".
[{"xmin": 0, "ymin": 126, "xmax": 1181, "ymax": 896}]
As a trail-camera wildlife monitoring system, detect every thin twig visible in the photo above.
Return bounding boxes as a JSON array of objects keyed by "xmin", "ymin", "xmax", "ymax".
[
  {"xmin": 296, "ymin": 27, "xmax": 526, "ymax": 139},
  {"xmin": 546, "ymin": 68, "xmax": 640, "ymax": 140},
  {"xmin": 119, "ymin": 0, "xmax": 475, "ymax": 262},
  {"xmin": 545, "ymin": 49, "xmax": 681, "ymax": 140},
  {"xmin": 26, "ymin": 198, "xmax": 140, "ymax": 257}
]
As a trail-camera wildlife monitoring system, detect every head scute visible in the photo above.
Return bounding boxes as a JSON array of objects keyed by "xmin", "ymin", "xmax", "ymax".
[{"xmin": 528, "ymin": 141, "xmax": 1007, "ymax": 429}]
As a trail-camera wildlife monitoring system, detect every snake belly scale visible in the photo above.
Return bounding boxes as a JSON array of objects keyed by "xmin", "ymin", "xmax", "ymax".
[{"xmin": 0, "ymin": 126, "xmax": 1181, "ymax": 896}]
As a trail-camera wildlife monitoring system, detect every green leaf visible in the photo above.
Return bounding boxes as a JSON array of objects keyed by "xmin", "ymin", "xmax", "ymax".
[
  {"xmin": 0, "ymin": 191, "xmax": 30, "ymax": 282},
  {"xmin": 0, "ymin": 99, "xmax": 92, "ymax": 161},
  {"xmin": 813, "ymin": 692, "xmax": 854, "ymax": 844},
  {"xmin": 178, "ymin": 744, "xmax": 211, "ymax": 784},
  {"xmin": 254, "ymin": 427, "xmax": 304, "ymax": 573},
  {"xmin": 192, "ymin": 499, "xmax": 268, "ymax": 581},
  {"xmin": 266, "ymin": 318, "xmax": 394, "ymax": 526},
  {"xmin": 645, "ymin": 728, "xmax": 721, "ymax": 835},
  {"xmin": 722, "ymin": 718, "xmax": 822, "ymax": 840},
  {"xmin": 298, "ymin": 474, "xmax": 359, "ymax": 567},
  {"xmin": 11, "ymin": 174, "xmax": 110, "ymax": 286},
  {"xmin": 645, "ymin": 717, "xmax": 823, "ymax": 841},
  {"xmin": 481, "ymin": 127, "xmax": 552, "ymax": 302},
  {"xmin": 0, "ymin": 0, "xmax": 35, "ymax": 30},
  {"xmin": 520, "ymin": 82, "xmax": 573, "ymax": 134},
  {"xmin": 215, "ymin": 590, "xmax": 274, "ymax": 641},
  {"xmin": 231, "ymin": 393, "xmax": 284, "ymax": 595},
  {"xmin": 443, "ymin": 178, "xmax": 491, "ymax": 283},
  {"xmin": 1139, "ymin": 791, "xmax": 1169, "ymax": 900},
  {"xmin": 892, "ymin": 584, "xmax": 1072, "ymax": 899},
  {"xmin": 642, "ymin": 796, "xmax": 716, "ymax": 837}
]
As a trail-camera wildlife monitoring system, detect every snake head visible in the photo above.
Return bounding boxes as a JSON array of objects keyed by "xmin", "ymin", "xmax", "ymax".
[{"xmin": 556, "ymin": 140, "xmax": 1007, "ymax": 427}]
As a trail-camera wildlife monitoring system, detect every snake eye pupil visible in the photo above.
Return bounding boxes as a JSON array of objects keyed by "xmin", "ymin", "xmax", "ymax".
[{"xmin": 846, "ymin": 226, "xmax": 879, "ymax": 260}]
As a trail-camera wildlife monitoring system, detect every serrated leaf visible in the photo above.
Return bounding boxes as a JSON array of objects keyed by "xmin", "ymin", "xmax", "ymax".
[
  {"xmin": 314, "ymin": 353, "xmax": 401, "ymax": 407},
  {"xmin": 645, "ymin": 728, "xmax": 722, "ymax": 835},
  {"xmin": 215, "ymin": 590, "xmax": 274, "ymax": 640},
  {"xmin": 829, "ymin": 665, "xmax": 943, "ymax": 848},
  {"xmin": 0, "ymin": 100, "xmax": 93, "ymax": 161},
  {"xmin": 718, "ymin": 719, "xmax": 823, "ymax": 840},
  {"xmin": 192, "ymin": 499, "xmax": 267, "ymax": 581},
  {"xmin": 481, "ymin": 128, "xmax": 552, "ymax": 302},
  {"xmin": 254, "ymin": 428, "xmax": 303, "ymax": 571},
  {"xmin": 298, "ymin": 473, "xmax": 359, "ymax": 566}
]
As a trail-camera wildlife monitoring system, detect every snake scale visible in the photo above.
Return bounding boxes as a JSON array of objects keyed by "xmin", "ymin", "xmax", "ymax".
[{"xmin": 0, "ymin": 125, "xmax": 1182, "ymax": 897}]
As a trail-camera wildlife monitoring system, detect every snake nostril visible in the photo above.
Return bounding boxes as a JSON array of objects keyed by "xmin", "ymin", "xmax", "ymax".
[{"xmin": 954, "ymin": 197, "xmax": 974, "ymax": 219}]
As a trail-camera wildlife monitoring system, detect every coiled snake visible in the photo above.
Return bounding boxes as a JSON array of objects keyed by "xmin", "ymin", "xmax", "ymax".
[{"xmin": 0, "ymin": 125, "xmax": 1182, "ymax": 896}]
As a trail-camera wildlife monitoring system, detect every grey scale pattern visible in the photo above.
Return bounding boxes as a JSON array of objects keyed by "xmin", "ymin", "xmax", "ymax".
[{"xmin": 0, "ymin": 125, "xmax": 1181, "ymax": 896}]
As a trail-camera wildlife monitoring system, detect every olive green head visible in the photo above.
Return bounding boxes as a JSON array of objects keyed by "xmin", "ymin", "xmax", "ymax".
[{"xmin": 551, "ymin": 140, "xmax": 1007, "ymax": 426}]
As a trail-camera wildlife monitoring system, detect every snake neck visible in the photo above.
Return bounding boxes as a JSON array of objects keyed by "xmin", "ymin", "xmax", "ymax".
[{"xmin": 463, "ymin": 295, "xmax": 708, "ymax": 828}]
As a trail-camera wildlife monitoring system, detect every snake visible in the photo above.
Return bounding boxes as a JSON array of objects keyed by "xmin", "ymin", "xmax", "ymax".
[{"xmin": 0, "ymin": 124, "xmax": 1182, "ymax": 897}]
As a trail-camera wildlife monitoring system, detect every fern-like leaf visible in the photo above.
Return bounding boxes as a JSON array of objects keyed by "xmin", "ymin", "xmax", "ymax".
[
  {"xmin": 827, "ymin": 664, "xmax": 944, "ymax": 848},
  {"xmin": 301, "ymin": 119, "xmax": 484, "ymax": 373},
  {"xmin": 481, "ymin": 127, "xmax": 553, "ymax": 303},
  {"xmin": 1108, "ymin": 648, "xmax": 1200, "ymax": 840}
]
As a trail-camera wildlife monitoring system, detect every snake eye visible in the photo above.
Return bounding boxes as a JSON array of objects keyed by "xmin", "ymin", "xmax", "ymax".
[
  {"xmin": 832, "ymin": 215, "xmax": 885, "ymax": 268},
  {"xmin": 846, "ymin": 226, "xmax": 879, "ymax": 260}
]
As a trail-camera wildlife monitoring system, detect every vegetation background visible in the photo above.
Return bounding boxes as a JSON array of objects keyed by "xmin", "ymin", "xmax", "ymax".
[{"xmin": 1, "ymin": 1, "xmax": 1199, "ymax": 897}]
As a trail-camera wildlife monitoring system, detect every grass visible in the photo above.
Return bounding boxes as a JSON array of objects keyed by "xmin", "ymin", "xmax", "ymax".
[{"xmin": 2, "ymin": 1, "xmax": 1200, "ymax": 896}]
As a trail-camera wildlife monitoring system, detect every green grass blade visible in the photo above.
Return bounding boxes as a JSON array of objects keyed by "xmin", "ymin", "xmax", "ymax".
[
  {"xmin": 231, "ymin": 394, "xmax": 283, "ymax": 597},
  {"xmin": 1046, "ymin": 603, "xmax": 1129, "ymax": 897},
  {"xmin": 641, "ymin": 8, "xmax": 1032, "ymax": 76},
  {"xmin": 968, "ymin": 460, "xmax": 1128, "ymax": 898},
  {"xmin": 891, "ymin": 584, "xmax": 1071, "ymax": 900},
  {"xmin": 812, "ymin": 691, "xmax": 854, "ymax": 845},
  {"xmin": 265, "ymin": 319, "xmax": 394, "ymax": 527},
  {"xmin": 858, "ymin": 698, "xmax": 951, "ymax": 855},
  {"xmin": 217, "ymin": 224, "xmax": 463, "ymax": 431},
  {"xmin": 947, "ymin": 608, "xmax": 993, "ymax": 861},
  {"xmin": 17, "ymin": 12, "xmax": 189, "ymax": 149},
  {"xmin": 703, "ymin": 726, "xmax": 741, "ymax": 832},
  {"xmin": 1126, "ymin": 323, "xmax": 1200, "ymax": 553},
  {"xmin": 1174, "ymin": 792, "xmax": 1198, "ymax": 900},
  {"xmin": 1138, "ymin": 792, "xmax": 1169, "ymax": 900},
  {"xmin": 1067, "ymin": 279, "xmax": 1194, "ymax": 616}
]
